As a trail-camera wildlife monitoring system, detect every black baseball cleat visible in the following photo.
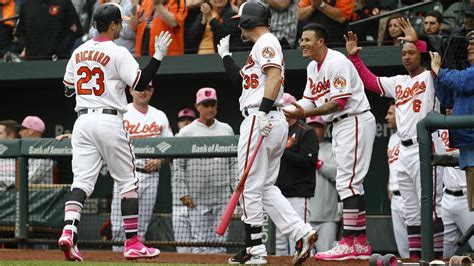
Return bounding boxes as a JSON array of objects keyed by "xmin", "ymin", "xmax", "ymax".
[
  {"xmin": 228, "ymin": 248, "xmax": 267, "ymax": 264},
  {"xmin": 292, "ymin": 229, "xmax": 318, "ymax": 265}
]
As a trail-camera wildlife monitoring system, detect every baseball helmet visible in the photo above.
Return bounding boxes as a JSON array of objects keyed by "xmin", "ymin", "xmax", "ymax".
[
  {"xmin": 93, "ymin": 3, "xmax": 123, "ymax": 32},
  {"xmin": 232, "ymin": 2, "xmax": 271, "ymax": 30}
]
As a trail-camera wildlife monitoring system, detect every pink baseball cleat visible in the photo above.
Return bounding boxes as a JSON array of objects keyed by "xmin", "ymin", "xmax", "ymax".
[
  {"xmin": 314, "ymin": 241, "xmax": 357, "ymax": 261},
  {"xmin": 58, "ymin": 227, "xmax": 83, "ymax": 261},
  {"xmin": 124, "ymin": 235, "xmax": 160, "ymax": 260},
  {"xmin": 354, "ymin": 242, "xmax": 372, "ymax": 259}
]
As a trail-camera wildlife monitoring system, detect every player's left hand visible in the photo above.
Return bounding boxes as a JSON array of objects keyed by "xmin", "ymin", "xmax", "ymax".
[
  {"xmin": 429, "ymin": 51, "xmax": 442, "ymax": 75},
  {"xmin": 257, "ymin": 111, "xmax": 272, "ymax": 137},
  {"xmin": 217, "ymin": 35, "xmax": 231, "ymax": 59},
  {"xmin": 144, "ymin": 159, "xmax": 162, "ymax": 172},
  {"xmin": 153, "ymin": 31, "xmax": 172, "ymax": 61},
  {"xmin": 283, "ymin": 102, "xmax": 305, "ymax": 119},
  {"xmin": 397, "ymin": 17, "xmax": 418, "ymax": 43}
]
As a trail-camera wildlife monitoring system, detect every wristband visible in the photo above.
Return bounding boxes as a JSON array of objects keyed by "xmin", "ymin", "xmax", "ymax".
[
  {"xmin": 259, "ymin": 97, "xmax": 275, "ymax": 114},
  {"xmin": 316, "ymin": 159, "xmax": 324, "ymax": 170}
]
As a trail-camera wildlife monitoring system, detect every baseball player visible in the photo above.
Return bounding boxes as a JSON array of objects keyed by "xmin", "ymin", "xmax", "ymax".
[
  {"xmin": 345, "ymin": 18, "xmax": 444, "ymax": 258},
  {"xmin": 439, "ymin": 129, "xmax": 474, "ymax": 258},
  {"xmin": 60, "ymin": 3, "xmax": 171, "ymax": 261},
  {"xmin": 284, "ymin": 23, "xmax": 376, "ymax": 260},
  {"xmin": 174, "ymin": 87, "xmax": 236, "ymax": 254},
  {"xmin": 172, "ymin": 107, "xmax": 196, "ymax": 253},
  {"xmin": 217, "ymin": 2, "xmax": 317, "ymax": 264},
  {"xmin": 110, "ymin": 82, "xmax": 173, "ymax": 250},
  {"xmin": 385, "ymin": 101, "xmax": 409, "ymax": 258},
  {"xmin": 0, "ymin": 120, "xmax": 18, "ymax": 191}
]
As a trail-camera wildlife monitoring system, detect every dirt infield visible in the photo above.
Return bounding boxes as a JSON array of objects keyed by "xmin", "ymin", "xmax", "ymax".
[{"xmin": 0, "ymin": 249, "xmax": 370, "ymax": 265}]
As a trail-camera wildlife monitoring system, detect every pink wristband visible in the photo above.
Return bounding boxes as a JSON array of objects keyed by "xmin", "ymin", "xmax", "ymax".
[{"xmin": 316, "ymin": 159, "xmax": 324, "ymax": 170}]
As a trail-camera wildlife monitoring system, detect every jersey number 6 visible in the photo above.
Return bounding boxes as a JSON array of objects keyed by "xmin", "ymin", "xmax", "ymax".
[{"xmin": 77, "ymin": 66, "xmax": 105, "ymax": 96}]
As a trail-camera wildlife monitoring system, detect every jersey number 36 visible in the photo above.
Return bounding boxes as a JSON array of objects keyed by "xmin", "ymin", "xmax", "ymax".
[{"xmin": 76, "ymin": 66, "xmax": 105, "ymax": 96}]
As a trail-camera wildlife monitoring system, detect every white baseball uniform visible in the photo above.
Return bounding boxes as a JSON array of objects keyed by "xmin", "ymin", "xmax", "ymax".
[
  {"xmin": 173, "ymin": 119, "xmax": 235, "ymax": 254},
  {"xmin": 301, "ymin": 48, "xmax": 376, "ymax": 200},
  {"xmin": 0, "ymin": 158, "xmax": 15, "ymax": 190},
  {"xmin": 63, "ymin": 38, "xmax": 141, "ymax": 197},
  {"xmin": 387, "ymin": 132, "xmax": 409, "ymax": 258},
  {"xmin": 438, "ymin": 130, "xmax": 474, "ymax": 257},
  {"xmin": 238, "ymin": 32, "xmax": 312, "ymax": 256},
  {"xmin": 110, "ymin": 103, "xmax": 173, "ymax": 243},
  {"xmin": 377, "ymin": 70, "xmax": 443, "ymax": 226}
]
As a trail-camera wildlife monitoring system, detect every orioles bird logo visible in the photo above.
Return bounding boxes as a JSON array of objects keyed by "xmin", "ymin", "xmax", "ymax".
[
  {"xmin": 262, "ymin": 47, "xmax": 276, "ymax": 59},
  {"xmin": 333, "ymin": 76, "xmax": 347, "ymax": 89}
]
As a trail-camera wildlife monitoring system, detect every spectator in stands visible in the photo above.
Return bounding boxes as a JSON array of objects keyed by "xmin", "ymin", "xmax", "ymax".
[
  {"xmin": 18, "ymin": 116, "xmax": 55, "ymax": 185},
  {"xmin": 424, "ymin": 11, "xmax": 443, "ymax": 36},
  {"xmin": 0, "ymin": 0, "xmax": 15, "ymax": 58},
  {"xmin": 11, "ymin": 0, "xmax": 84, "ymax": 60},
  {"xmin": 297, "ymin": 0, "xmax": 355, "ymax": 47},
  {"xmin": 248, "ymin": 0, "xmax": 298, "ymax": 49},
  {"xmin": 173, "ymin": 87, "xmax": 236, "ymax": 254},
  {"xmin": 453, "ymin": 4, "xmax": 474, "ymax": 37},
  {"xmin": 177, "ymin": 108, "xmax": 196, "ymax": 131},
  {"xmin": 0, "ymin": 120, "xmax": 19, "ymax": 190},
  {"xmin": 381, "ymin": 14, "xmax": 403, "ymax": 46},
  {"xmin": 184, "ymin": 0, "xmax": 203, "ymax": 53},
  {"xmin": 187, "ymin": 0, "xmax": 242, "ymax": 54},
  {"xmin": 274, "ymin": 93, "xmax": 318, "ymax": 256},
  {"xmin": 443, "ymin": 1, "xmax": 472, "ymax": 35},
  {"xmin": 71, "ymin": 0, "xmax": 96, "ymax": 48},
  {"xmin": 89, "ymin": 0, "xmax": 136, "ymax": 53},
  {"xmin": 172, "ymin": 107, "xmax": 196, "ymax": 253},
  {"xmin": 131, "ymin": 0, "xmax": 188, "ymax": 56},
  {"xmin": 430, "ymin": 36, "xmax": 474, "ymax": 212},
  {"xmin": 306, "ymin": 115, "xmax": 339, "ymax": 253}
]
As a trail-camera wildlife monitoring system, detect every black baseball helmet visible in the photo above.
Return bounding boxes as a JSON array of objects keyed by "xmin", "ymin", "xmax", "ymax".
[
  {"xmin": 232, "ymin": 2, "xmax": 271, "ymax": 30},
  {"xmin": 93, "ymin": 3, "xmax": 123, "ymax": 32}
]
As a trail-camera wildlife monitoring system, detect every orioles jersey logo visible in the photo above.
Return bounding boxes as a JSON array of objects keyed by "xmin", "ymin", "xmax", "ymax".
[
  {"xmin": 333, "ymin": 76, "xmax": 347, "ymax": 90},
  {"xmin": 261, "ymin": 47, "xmax": 276, "ymax": 59},
  {"xmin": 395, "ymin": 81, "xmax": 427, "ymax": 106},
  {"xmin": 49, "ymin": 5, "xmax": 60, "ymax": 16}
]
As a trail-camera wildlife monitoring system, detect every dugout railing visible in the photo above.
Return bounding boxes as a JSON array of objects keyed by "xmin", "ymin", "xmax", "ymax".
[
  {"xmin": 418, "ymin": 112, "xmax": 474, "ymax": 261},
  {"xmin": 0, "ymin": 136, "xmax": 279, "ymax": 252}
]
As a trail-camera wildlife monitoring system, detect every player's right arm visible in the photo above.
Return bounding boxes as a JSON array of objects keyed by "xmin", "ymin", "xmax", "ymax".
[{"xmin": 217, "ymin": 35, "xmax": 243, "ymax": 90}]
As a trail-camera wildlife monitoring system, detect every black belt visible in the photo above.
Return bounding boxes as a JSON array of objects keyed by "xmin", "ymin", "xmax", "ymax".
[
  {"xmin": 243, "ymin": 106, "xmax": 279, "ymax": 117},
  {"xmin": 78, "ymin": 109, "xmax": 118, "ymax": 117},
  {"xmin": 393, "ymin": 190, "xmax": 401, "ymax": 196},
  {"xmin": 445, "ymin": 189, "xmax": 464, "ymax": 197},
  {"xmin": 401, "ymin": 139, "xmax": 414, "ymax": 147},
  {"xmin": 332, "ymin": 110, "xmax": 369, "ymax": 123}
]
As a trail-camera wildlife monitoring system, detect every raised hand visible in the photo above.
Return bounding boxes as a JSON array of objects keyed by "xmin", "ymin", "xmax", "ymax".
[
  {"xmin": 344, "ymin": 31, "xmax": 362, "ymax": 56},
  {"xmin": 217, "ymin": 35, "xmax": 231, "ymax": 59},
  {"xmin": 430, "ymin": 51, "xmax": 442, "ymax": 75},
  {"xmin": 397, "ymin": 17, "xmax": 418, "ymax": 43},
  {"xmin": 153, "ymin": 31, "xmax": 172, "ymax": 61}
]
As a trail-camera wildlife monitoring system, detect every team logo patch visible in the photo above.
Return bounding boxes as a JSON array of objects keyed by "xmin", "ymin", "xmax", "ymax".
[
  {"xmin": 333, "ymin": 76, "xmax": 347, "ymax": 89},
  {"xmin": 49, "ymin": 5, "xmax": 60, "ymax": 16},
  {"xmin": 261, "ymin": 47, "xmax": 275, "ymax": 59},
  {"xmin": 205, "ymin": 90, "xmax": 211, "ymax": 97}
]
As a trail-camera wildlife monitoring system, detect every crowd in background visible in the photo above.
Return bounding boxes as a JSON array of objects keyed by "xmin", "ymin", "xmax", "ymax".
[{"xmin": 0, "ymin": 0, "xmax": 472, "ymax": 61}]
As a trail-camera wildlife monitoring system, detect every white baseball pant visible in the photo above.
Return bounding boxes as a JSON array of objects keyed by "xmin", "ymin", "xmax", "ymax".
[
  {"xmin": 332, "ymin": 111, "xmax": 376, "ymax": 200},
  {"xmin": 391, "ymin": 194, "xmax": 409, "ymax": 258},
  {"xmin": 188, "ymin": 204, "xmax": 227, "ymax": 254},
  {"xmin": 238, "ymin": 111, "xmax": 313, "ymax": 256},
  {"xmin": 275, "ymin": 197, "xmax": 312, "ymax": 256},
  {"xmin": 310, "ymin": 221, "xmax": 338, "ymax": 253},
  {"xmin": 172, "ymin": 205, "xmax": 192, "ymax": 253}
]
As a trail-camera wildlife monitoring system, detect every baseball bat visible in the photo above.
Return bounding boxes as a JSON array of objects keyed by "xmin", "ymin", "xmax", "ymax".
[{"xmin": 216, "ymin": 135, "xmax": 264, "ymax": 236}]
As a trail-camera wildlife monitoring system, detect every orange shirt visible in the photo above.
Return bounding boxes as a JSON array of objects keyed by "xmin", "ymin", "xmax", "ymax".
[
  {"xmin": 298, "ymin": 0, "xmax": 354, "ymax": 20},
  {"xmin": 135, "ymin": 0, "xmax": 188, "ymax": 56},
  {"xmin": 1, "ymin": 0, "xmax": 15, "ymax": 27}
]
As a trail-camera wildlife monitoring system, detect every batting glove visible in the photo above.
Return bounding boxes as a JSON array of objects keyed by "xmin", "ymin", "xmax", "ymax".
[
  {"xmin": 153, "ymin": 31, "xmax": 172, "ymax": 61},
  {"xmin": 217, "ymin": 35, "xmax": 231, "ymax": 59},
  {"xmin": 257, "ymin": 111, "xmax": 272, "ymax": 137}
]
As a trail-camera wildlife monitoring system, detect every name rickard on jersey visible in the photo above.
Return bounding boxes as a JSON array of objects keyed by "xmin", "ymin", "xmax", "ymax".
[{"xmin": 75, "ymin": 50, "xmax": 110, "ymax": 67}]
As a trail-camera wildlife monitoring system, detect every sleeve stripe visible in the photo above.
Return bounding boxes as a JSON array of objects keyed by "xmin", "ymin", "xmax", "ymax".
[
  {"xmin": 131, "ymin": 70, "xmax": 141, "ymax": 90},
  {"xmin": 239, "ymin": 70, "xmax": 244, "ymax": 78},
  {"xmin": 330, "ymin": 93, "xmax": 352, "ymax": 100},
  {"xmin": 377, "ymin": 77, "xmax": 385, "ymax": 97},
  {"xmin": 63, "ymin": 79, "xmax": 74, "ymax": 86},
  {"xmin": 261, "ymin": 63, "xmax": 282, "ymax": 72}
]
